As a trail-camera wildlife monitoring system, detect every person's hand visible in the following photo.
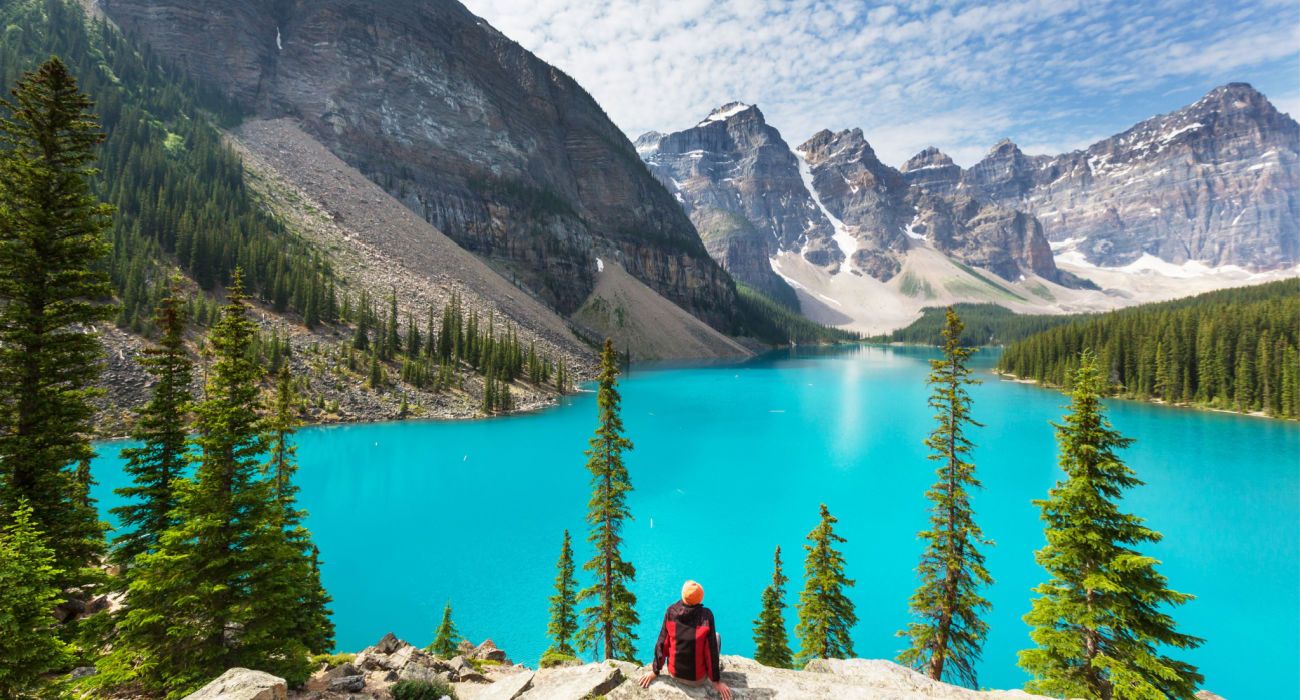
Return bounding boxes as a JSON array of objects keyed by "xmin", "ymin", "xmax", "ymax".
[
  {"xmin": 638, "ymin": 671, "xmax": 657, "ymax": 688},
  {"xmin": 713, "ymin": 680, "xmax": 732, "ymax": 699}
]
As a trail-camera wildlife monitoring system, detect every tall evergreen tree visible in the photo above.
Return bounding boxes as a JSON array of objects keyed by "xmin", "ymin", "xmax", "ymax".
[
  {"xmin": 0, "ymin": 57, "xmax": 113, "ymax": 583},
  {"xmin": 429, "ymin": 602, "xmax": 461, "ymax": 658},
  {"xmin": 897, "ymin": 308, "xmax": 993, "ymax": 688},
  {"xmin": 0, "ymin": 501, "xmax": 72, "ymax": 699},
  {"xmin": 752, "ymin": 545, "xmax": 793, "ymax": 669},
  {"xmin": 112, "ymin": 281, "xmax": 193, "ymax": 568},
  {"xmin": 97, "ymin": 272, "xmax": 315, "ymax": 696},
  {"xmin": 575, "ymin": 339, "xmax": 639, "ymax": 661},
  {"xmin": 1020, "ymin": 351, "xmax": 1203, "ymax": 699},
  {"xmin": 266, "ymin": 365, "xmax": 335, "ymax": 655},
  {"xmin": 547, "ymin": 529, "xmax": 579, "ymax": 656},
  {"xmin": 795, "ymin": 504, "xmax": 856, "ymax": 664}
]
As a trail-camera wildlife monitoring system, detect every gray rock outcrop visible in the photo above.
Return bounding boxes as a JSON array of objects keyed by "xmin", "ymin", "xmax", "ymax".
[
  {"xmin": 638, "ymin": 103, "xmax": 823, "ymax": 305},
  {"xmin": 899, "ymin": 147, "xmax": 962, "ymax": 195},
  {"xmin": 511, "ymin": 661, "xmax": 625, "ymax": 699},
  {"xmin": 947, "ymin": 83, "xmax": 1299, "ymax": 270},
  {"xmin": 640, "ymin": 103, "xmax": 1076, "ymax": 294},
  {"xmin": 184, "ymin": 668, "xmax": 287, "ymax": 700}
]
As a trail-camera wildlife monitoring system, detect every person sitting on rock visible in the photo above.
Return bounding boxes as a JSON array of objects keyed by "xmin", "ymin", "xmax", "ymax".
[{"xmin": 638, "ymin": 580, "xmax": 732, "ymax": 699}]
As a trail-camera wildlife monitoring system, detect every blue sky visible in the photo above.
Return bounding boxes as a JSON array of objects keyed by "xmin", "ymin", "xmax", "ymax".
[{"xmin": 461, "ymin": 0, "xmax": 1300, "ymax": 166}]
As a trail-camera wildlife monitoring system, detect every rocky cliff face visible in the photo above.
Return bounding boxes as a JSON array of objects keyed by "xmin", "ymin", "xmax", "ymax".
[
  {"xmin": 639, "ymin": 105, "xmax": 1070, "ymax": 298},
  {"xmin": 907, "ymin": 191, "xmax": 1061, "ymax": 283},
  {"xmin": 797, "ymin": 128, "xmax": 913, "ymax": 280},
  {"xmin": 101, "ymin": 0, "xmax": 739, "ymax": 331},
  {"xmin": 946, "ymin": 83, "xmax": 1300, "ymax": 269},
  {"xmin": 636, "ymin": 104, "xmax": 829, "ymax": 303},
  {"xmin": 900, "ymin": 146, "xmax": 963, "ymax": 195}
]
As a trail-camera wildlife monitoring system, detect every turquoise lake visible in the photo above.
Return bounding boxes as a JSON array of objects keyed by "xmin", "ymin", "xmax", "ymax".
[{"xmin": 90, "ymin": 346, "xmax": 1299, "ymax": 697}]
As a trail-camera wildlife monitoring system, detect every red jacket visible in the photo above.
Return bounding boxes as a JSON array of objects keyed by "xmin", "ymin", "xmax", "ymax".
[{"xmin": 652, "ymin": 601, "xmax": 721, "ymax": 682}]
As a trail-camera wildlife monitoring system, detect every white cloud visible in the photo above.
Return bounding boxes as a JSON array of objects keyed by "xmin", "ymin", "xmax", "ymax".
[{"xmin": 461, "ymin": 0, "xmax": 1300, "ymax": 167}]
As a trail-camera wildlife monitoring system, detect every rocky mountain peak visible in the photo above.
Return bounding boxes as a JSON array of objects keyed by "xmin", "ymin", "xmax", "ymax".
[
  {"xmin": 799, "ymin": 127, "xmax": 880, "ymax": 164},
  {"xmin": 964, "ymin": 137, "xmax": 1041, "ymax": 201},
  {"xmin": 900, "ymin": 146, "xmax": 955, "ymax": 172},
  {"xmin": 633, "ymin": 130, "xmax": 664, "ymax": 156},
  {"xmin": 967, "ymin": 82, "xmax": 1300, "ymax": 270},
  {"xmin": 900, "ymin": 146, "xmax": 962, "ymax": 194},
  {"xmin": 695, "ymin": 101, "xmax": 761, "ymax": 128},
  {"xmin": 640, "ymin": 101, "xmax": 831, "ymax": 303}
]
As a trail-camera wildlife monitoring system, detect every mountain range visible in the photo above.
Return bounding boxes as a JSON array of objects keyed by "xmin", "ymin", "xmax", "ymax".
[
  {"xmin": 637, "ymin": 85, "xmax": 1298, "ymax": 332},
  {"xmin": 91, "ymin": 0, "xmax": 1300, "ymax": 342}
]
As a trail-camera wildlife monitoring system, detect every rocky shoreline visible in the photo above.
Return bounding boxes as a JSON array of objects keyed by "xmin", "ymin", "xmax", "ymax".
[{"xmin": 178, "ymin": 632, "xmax": 1226, "ymax": 700}]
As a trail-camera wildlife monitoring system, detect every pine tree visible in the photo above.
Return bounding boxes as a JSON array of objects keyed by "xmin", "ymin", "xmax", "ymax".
[
  {"xmin": 0, "ymin": 57, "xmax": 113, "ymax": 584},
  {"xmin": 112, "ymin": 281, "xmax": 193, "ymax": 568},
  {"xmin": 429, "ymin": 602, "xmax": 461, "ymax": 658},
  {"xmin": 96, "ymin": 272, "xmax": 315, "ymax": 696},
  {"xmin": 575, "ymin": 339, "xmax": 639, "ymax": 661},
  {"xmin": 0, "ymin": 501, "xmax": 72, "ymax": 699},
  {"xmin": 368, "ymin": 351, "xmax": 384, "ymax": 389},
  {"xmin": 795, "ymin": 504, "xmax": 856, "ymax": 664},
  {"xmin": 547, "ymin": 529, "xmax": 579, "ymax": 656},
  {"xmin": 384, "ymin": 287, "xmax": 400, "ymax": 359},
  {"xmin": 752, "ymin": 545, "xmax": 793, "ymax": 669},
  {"xmin": 265, "ymin": 366, "xmax": 335, "ymax": 655},
  {"xmin": 1020, "ymin": 351, "xmax": 1203, "ymax": 700},
  {"xmin": 897, "ymin": 308, "xmax": 993, "ymax": 688}
]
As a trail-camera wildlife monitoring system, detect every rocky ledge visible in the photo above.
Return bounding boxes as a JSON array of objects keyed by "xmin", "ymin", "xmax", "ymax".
[{"xmin": 177, "ymin": 632, "xmax": 1106, "ymax": 700}]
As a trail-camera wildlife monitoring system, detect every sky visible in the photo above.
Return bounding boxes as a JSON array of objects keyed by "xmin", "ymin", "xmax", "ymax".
[{"xmin": 460, "ymin": 0, "xmax": 1300, "ymax": 167}]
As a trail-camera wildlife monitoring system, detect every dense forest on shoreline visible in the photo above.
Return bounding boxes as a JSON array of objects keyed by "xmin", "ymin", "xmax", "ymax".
[
  {"xmin": 871, "ymin": 304, "xmax": 1093, "ymax": 347},
  {"xmin": 997, "ymin": 279, "xmax": 1300, "ymax": 418}
]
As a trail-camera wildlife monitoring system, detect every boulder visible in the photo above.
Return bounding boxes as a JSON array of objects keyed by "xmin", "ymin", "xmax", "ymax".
[
  {"xmin": 805, "ymin": 657, "xmax": 1056, "ymax": 698},
  {"xmin": 472, "ymin": 639, "xmax": 510, "ymax": 663},
  {"xmin": 1195, "ymin": 693, "xmax": 1226, "ymax": 700},
  {"xmin": 374, "ymin": 632, "xmax": 403, "ymax": 654},
  {"xmin": 323, "ymin": 662, "xmax": 359, "ymax": 680},
  {"xmin": 515, "ymin": 662, "xmax": 625, "ymax": 699},
  {"xmin": 398, "ymin": 665, "xmax": 455, "ymax": 685},
  {"xmin": 182, "ymin": 668, "xmax": 286, "ymax": 700},
  {"xmin": 462, "ymin": 670, "xmax": 534, "ymax": 700},
  {"xmin": 606, "ymin": 656, "xmax": 1057, "ymax": 699},
  {"xmin": 355, "ymin": 633, "xmax": 437, "ymax": 675},
  {"xmin": 327, "ymin": 674, "xmax": 366, "ymax": 693}
]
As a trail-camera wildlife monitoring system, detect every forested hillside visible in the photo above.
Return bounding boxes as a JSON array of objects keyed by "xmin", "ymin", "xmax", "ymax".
[
  {"xmin": 997, "ymin": 279, "xmax": 1300, "ymax": 418},
  {"xmin": 0, "ymin": 0, "xmax": 595, "ymax": 431},
  {"xmin": 736, "ymin": 284, "xmax": 858, "ymax": 345},
  {"xmin": 0, "ymin": 0, "xmax": 332, "ymax": 333},
  {"xmin": 875, "ymin": 304, "xmax": 1093, "ymax": 346}
]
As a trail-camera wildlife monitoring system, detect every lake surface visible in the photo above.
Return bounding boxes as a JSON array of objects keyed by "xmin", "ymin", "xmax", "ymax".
[{"xmin": 90, "ymin": 346, "xmax": 1299, "ymax": 697}]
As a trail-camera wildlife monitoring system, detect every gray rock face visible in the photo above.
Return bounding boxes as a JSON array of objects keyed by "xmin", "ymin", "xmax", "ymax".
[
  {"xmin": 101, "ymin": 0, "xmax": 739, "ymax": 331},
  {"xmin": 907, "ymin": 191, "xmax": 1065, "ymax": 284},
  {"xmin": 900, "ymin": 147, "xmax": 962, "ymax": 194},
  {"xmin": 638, "ymin": 104, "xmax": 824, "ymax": 303},
  {"xmin": 183, "ymin": 668, "xmax": 287, "ymax": 700},
  {"xmin": 959, "ymin": 83, "xmax": 1300, "ymax": 269},
  {"xmin": 961, "ymin": 139, "xmax": 1051, "ymax": 204},
  {"xmin": 513, "ymin": 661, "xmax": 625, "ymax": 699},
  {"xmin": 798, "ymin": 128, "xmax": 912, "ymax": 280},
  {"xmin": 641, "ymin": 104, "xmax": 1071, "ymax": 291},
  {"xmin": 798, "ymin": 129, "xmax": 1073, "ymax": 285}
]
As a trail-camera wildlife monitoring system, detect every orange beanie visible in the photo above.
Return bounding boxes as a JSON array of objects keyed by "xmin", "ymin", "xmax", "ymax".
[{"xmin": 682, "ymin": 580, "xmax": 704, "ymax": 606}]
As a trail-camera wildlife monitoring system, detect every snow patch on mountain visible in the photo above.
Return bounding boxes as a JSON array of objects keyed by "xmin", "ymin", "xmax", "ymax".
[
  {"xmin": 793, "ymin": 148, "xmax": 857, "ymax": 270},
  {"xmin": 696, "ymin": 102, "xmax": 752, "ymax": 127}
]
